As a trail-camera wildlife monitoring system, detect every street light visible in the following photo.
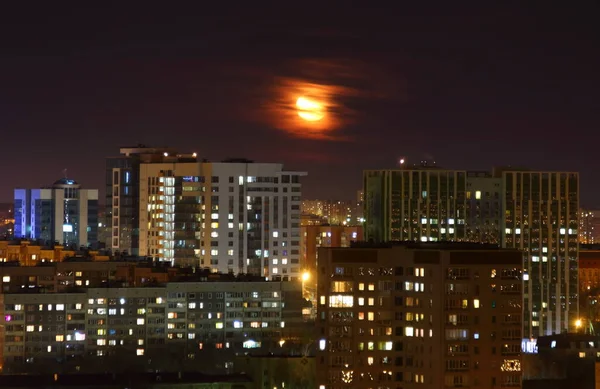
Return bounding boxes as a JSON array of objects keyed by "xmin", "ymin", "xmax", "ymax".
[
  {"xmin": 302, "ymin": 272, "xmax": 310, "ymax": 282},
  {"xmin": 576, "ymin": 319, "xmax": 582, "ymax": 333}
]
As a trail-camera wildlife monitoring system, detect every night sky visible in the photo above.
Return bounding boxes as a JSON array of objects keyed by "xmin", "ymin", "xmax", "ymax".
[{"xmin": 1, "ymin": 4, "xmax": 600, "ymax": 206}]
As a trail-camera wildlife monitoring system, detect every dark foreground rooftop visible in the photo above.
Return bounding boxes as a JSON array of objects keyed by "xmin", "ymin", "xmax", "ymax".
[
  {"xmin": 351, "ymin": 241, "xmax": 504, "ymax": 251},
  {"xmin": 0, "ymin": 372, "xmax": 251, "ymax": 388}
]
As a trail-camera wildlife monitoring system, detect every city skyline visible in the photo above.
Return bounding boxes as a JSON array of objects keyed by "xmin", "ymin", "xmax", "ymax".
[{"xmin": 1, "ymin": 4, "xmax": 600, "ymax": 206}]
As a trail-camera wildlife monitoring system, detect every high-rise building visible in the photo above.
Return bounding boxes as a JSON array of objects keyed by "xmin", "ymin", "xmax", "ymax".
[
  {"xmin": 301, "ymin": 199, "xmax": 361, "ymax": 226},
  {"xmin": 363, "ymin": 167, "xmax": 468, "ymax": 242},
  {"xmin": 315, "ymin": 242, "xmax": 523, "ymax": 389},
  {"xmin": 106, "ymin": 146, "xmax": 188, "ymax": 256},
  {"xmin": 107, "ymin": 147, "xmax": 306, "ymax": 277},
  {"xmin": 14, "ymin": 178, "xmax": 98, "ymax": 247},
  {"xmin": 579, "ymin": 209, "xmax": 600, "ymax": 244},
  {"xmin": 364, "ymin": 165, "xmax": 579, "ymax": 337}
]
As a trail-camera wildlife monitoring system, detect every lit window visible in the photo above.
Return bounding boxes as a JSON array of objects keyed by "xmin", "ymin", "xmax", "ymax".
[
  {"xmin": 211, "ymin": 222, "xmax": 219, "ymax": 228},
  {"xmin": 358, "ymin": 297, "xmax": 364, "ymax": 306},
  {"xmin": 137, "ymin": 318, "xmax": 145, "ymax": 325},
  {"xmin": 473, "ymin": 299, "xmax": 480, "ymax": 308},
  {"xmin": 405, "ymin": 327, "xmax": 414, "ymax": 337},
  {"xmin": 368, "ymin": 312, "xmax": 374, "ymax": 321},
  {"xmin": 215, "ymin": 322, "xmax": 224, "ymax": 329},
  {"xmin": 136, "ymin": 349, "xmax": 144, "ymax": 356},
  {"xmin": 475, "ymin": 191, "xmax": 481, "ymax": 200},
  {"xmin": 211, "ymin": 231, "xmax": 219, "ymax": 238},
  {"xmin": 2, "ymin": 276, "xmax": 9, "ymax": 282},
  {"xmin": 368, "ymin": 284, "xmax": 375, "ymax": 291},
  {"xmin": 211, "ymin": 249, "xmax": 218, "ymax": 256},
  {"xmin": 56, "ymin": 304, "xmax": 64, "ymax": 311},
  {"xmin": 358, "ymin": 283, "xmax": 365, "ymax": 291}
]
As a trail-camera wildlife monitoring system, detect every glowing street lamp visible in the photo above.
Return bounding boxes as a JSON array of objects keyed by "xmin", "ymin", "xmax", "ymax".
[{"xmin": 302, "ymin": 272, "xmax": 310, "ymax": 282}]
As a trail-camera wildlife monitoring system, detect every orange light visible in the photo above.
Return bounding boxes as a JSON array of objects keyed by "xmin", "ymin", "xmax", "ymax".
[{"xmin": 296, "ymin": 97, "xmax": 325, "ymax": 122}]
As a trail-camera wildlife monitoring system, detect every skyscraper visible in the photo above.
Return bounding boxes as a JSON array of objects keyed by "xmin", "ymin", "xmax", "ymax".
[
  {"xmin": 107, "ymin": 147, "xmax": 306, "ymax": 278},
  {"xmin": 14, "ymin": 178, "xmax": 98, "ymax": 247},
  {"xmin": 364, "ymin": 165, "xmax": 579, "ymax": 337},
  {"xmin": 363, "ymin": 166, "xmax": 468, "ymax": 242}
]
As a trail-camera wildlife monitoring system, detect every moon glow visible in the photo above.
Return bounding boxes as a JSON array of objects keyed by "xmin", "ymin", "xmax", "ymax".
[{"xmin": 296, "ymin": 97, "xmax": 325, "ymax": 122}]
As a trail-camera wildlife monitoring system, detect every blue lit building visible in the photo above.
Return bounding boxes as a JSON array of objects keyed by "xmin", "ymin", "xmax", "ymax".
[{"xmin": 14, "ymin": 178, "xmax": 98, "ymax": 247}]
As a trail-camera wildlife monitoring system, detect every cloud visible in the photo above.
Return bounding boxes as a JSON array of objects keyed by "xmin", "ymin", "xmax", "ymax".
[{"xmin": 244, "ymin": 58, "xmax": 402, "ymax": 141}]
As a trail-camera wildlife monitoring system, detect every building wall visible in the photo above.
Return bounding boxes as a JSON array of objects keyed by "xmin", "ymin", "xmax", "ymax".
[
  {"xmin": 363, "ymin": 169, "xmax": 468, "ymax": 243},
  {"xmin": 501, "ymin": 171, "xmax": 579, "ymax": 338},
  {"xmin": 580, "ymin": 210, "xmax": 600, "ymax": 244},
  {"xmin": 316, "ymin": 244, "xmax": 523, "ymax": 389},
  {"xmin": 363, "ymin": 168, "xmax": 580, "ymax": 337},
  {"xmin": 0, "ymin": 241, "xmax": 110, "ymax": 266},
  {"xmin": 234, "ymin": 356, "xmax": 316, "ymax": 388},
  {"xmin": 0, "ymin": 281, "xmax": 306, "ymax": 374},
  {"xmin": 135, "ymin": 160, "xmax": 305, "ymax": 278},
  {"xmin": 13, "ymin": 187, "xmax": 98, "ymax": 248}
]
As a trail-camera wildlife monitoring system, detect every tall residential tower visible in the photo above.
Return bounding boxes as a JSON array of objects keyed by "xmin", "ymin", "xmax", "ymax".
[
  {"xmin": 364, "ymin": 165, "xmax": 579, "ymax": 337},
  {"xmin": 107, "ymin": 147, "xmax": 306, "ymax": 278}
]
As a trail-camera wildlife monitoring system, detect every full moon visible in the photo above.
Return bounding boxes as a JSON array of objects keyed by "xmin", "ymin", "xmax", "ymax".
[{"xmin": 296, "ymin": 97, "xmax": 325, "ymax": 122}]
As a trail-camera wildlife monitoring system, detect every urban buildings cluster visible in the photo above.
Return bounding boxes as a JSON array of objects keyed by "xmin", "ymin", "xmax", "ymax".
[{"xmin": 2, "ymin": 148, "xmax": 599, "ymax": 388}]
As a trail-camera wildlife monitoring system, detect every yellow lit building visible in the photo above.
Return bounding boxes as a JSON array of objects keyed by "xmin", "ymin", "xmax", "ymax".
[
  {"xmin": 316, "ymin": 242, "xmax": 523, "ymax": 388},
  {"xmin": 0, "ymin": 241, "xmax": 109, "ymax": 266}
]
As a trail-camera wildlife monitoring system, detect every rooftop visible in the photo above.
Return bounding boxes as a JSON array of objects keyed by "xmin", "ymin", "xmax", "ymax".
[
  {"xmin": 350, "ymin": 241, "xmax": 507, "ymax": 251},
  {"xmin": 0, "ymin": 372, "xmax": 251, "ymax": 387}
]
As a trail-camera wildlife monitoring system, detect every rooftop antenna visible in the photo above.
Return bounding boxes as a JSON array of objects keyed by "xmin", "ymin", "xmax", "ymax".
[{"xmin": 62, "ymin": 169, "xmax": 68, "ymax": 179}]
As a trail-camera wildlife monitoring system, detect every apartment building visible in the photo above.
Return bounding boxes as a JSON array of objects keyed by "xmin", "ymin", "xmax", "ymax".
[
  {"xmin": 316, "ymin": 243, "xmax": 523, "ymax": 389},
  {"xmin": 0, "ymin": 240, "xmax": 110, "ymax": 266},
  {"xmin": 0, "ymin": 281, "xmax": 306, "ymax": 374},
  {"xmin": 14, "ymin": 178, "xmax": 99, "ymax": 248},
  {"xmin": 107, "ymin": 147, "xmax": 306, "ymax": 278},
  {"xmin": 579, "ymin": 245, "xmax": 600, "ymax": 293},
  {"xmin": 363, "ymin": 165, "xmax": 579, "ymax": 337},
  {"xmin": 579, "ymin": 210, "xmax": 600, "ymax": 244}
]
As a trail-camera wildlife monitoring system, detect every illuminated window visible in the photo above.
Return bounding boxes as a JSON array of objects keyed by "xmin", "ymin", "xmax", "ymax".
[
  {"xmin": 405, "ymin": 327, "xmax": 414, "ymax": 337},
  {"xmin": 368, "ymin": 283, "xmax": 375, "ymax": 291},
  {"xmin": 215, "ymin": 322, "xmax": 224, "ymax": 329},
  {"xmin": 358, "ymin": 297, "xmax": 364, "ymax": 306},
  {"xmin": 55, "ymin": 335, "xmax": 64, "ymax": 342},
  {"xmin": 475, "ymin": 191, "xmax": 481, "ymax": 200},
  {"xmin": 328, "ymin": 295, "xmax": 354, "ymax": 308},
  {"xmin": 473, "ymin": 299, "xmax": 480, "ymax": 308},
  {"xmin": 2, "ymin": 276, "xmax": 9, "ymax": 282},
  {"xmin": 368, "ymin": 312, "xmax": 375, "ymax": 321},
  {"xmin": 137, "ymin": 349, "xmax": 144, "ymax": 356},
  {"xmin": 358, "ymin": 283, "xmax": 365, "ymax": 291},
  {"xmin": 137, "ymin": 318, "xmax": 145, "ymax": 325}
]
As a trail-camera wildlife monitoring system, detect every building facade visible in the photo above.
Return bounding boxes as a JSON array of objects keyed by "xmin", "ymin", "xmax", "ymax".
[
  {"xmin": 364, "ymin": 166, "xmax": 579, "ymax": 338},
  {"xmin": 315, "ymin": 243, "xmax": 523, "ymax": 389},
  {"xmin": 0, "ymin": 280, "xmax": 306, "ymax": 374},
  {"xmin": 579, "ymin": 209, "xmax": 600, "ymax": 244},
  {"xmin": 14, "ymin": 178, "xmax": 98, "ymax": 248},
  {"xmin": 107, "ymin": 147, "xmax": 306, "ymax": 278}
]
